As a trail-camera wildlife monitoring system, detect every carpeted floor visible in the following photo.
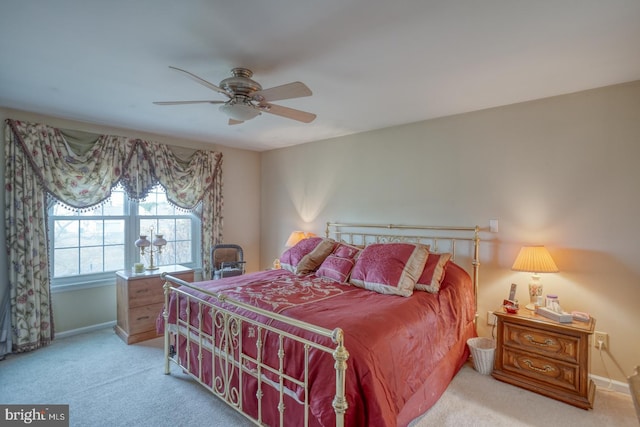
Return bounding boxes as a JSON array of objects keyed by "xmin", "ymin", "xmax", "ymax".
[{"xmin": 0, "ymin": 328, "xmax": 636, "ymax": 426}]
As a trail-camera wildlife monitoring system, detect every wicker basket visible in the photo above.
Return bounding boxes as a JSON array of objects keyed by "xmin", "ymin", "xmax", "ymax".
[{"xmin": 467, "ymin": 337, "xmax": 496, "ymax": 375}]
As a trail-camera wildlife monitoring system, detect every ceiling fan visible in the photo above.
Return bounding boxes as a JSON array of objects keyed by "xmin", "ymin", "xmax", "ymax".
[{"xmin": 154, "ymin": 66, "xmax": 316, "ymax": 125}]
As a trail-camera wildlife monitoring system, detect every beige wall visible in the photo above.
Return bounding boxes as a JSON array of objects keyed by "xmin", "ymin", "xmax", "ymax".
[
  {"xmin": 260, "ymin": 80, "xmax": 640, "ymax": 383},
  {"xmin": 0, "ymin": 108, "xmax": 261, "ymax": 333}
]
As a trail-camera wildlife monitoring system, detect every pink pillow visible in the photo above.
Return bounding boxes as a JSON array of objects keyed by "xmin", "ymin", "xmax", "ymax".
[
  {"xmin": 349, "ymin": 243, "xmax": 429, "ymax": 297},
  {"xmin": 316, "ymin": 243, "xmax": 361, "ymax": 283},
  {"xmin": 415, "ymin": 252, "xmax": 452, "ymax": 293},
  {"xmin": 280, "ymin": 237, "xmax": 324, "ymax": 273}
]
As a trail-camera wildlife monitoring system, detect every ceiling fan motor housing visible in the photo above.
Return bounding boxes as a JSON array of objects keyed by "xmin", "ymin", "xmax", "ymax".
[{"xmin": 220, "ymin": 68, "xmax": 262, "ymax": 97}]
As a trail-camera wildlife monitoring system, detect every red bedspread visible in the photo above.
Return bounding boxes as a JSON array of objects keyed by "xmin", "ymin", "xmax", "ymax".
[{"xmin": 160, "ymin": 262, "xmax": 475, "ymax": 427}]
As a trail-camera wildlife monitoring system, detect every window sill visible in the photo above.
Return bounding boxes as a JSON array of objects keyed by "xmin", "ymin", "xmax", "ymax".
[
  {"xmin": 51, "ymin": 266, "xmax": 203, "ymax": 293},
  {"xmin": 51, "ymin": 278, "xmax": 116, "ymax": 294}
]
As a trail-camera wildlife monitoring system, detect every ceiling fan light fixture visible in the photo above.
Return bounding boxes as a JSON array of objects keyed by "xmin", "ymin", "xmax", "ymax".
[{"xmin": 219, "ymin": 102, "xmax": 261, "ymax": 121}]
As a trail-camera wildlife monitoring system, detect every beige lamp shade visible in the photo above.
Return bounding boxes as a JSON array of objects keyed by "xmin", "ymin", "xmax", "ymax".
[
  {"xmin": 511, "ymin": 246, "xmax": 559, "ymax": 273},
  {"xmin": 512, "ymin": 245, "xmax": 559, "ymax": 310},
  {"xmin": 284, "ymin": 231, "xmax": 317, "ymax": 248}
]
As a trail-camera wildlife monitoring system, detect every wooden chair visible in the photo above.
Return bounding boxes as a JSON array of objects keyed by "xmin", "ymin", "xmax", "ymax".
[{"xmin": 211, "ymin": 244, "xmax": 245, "ymax": 279}]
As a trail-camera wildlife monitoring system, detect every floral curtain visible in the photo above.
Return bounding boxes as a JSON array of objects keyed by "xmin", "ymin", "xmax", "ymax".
[{"xmin": 2, "ymin": 119, "xmax": 223, "ymax": 354}]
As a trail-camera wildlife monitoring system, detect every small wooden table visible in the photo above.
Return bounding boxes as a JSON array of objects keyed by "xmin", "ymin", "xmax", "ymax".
[
  {"xmin": 492, "ymin": 308, "xmax": 595, "ymax": 409},
  {"xmin": 115, "ymin": 264, "xmax": 194, "ymax": 344}
]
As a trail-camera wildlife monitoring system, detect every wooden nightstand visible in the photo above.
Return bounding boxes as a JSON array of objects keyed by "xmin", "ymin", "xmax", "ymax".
[
  {"xmin": 492, "ymin": 309, "xmax": 596, "ymax": 409},
  {"xmin": 115, "ymin": 264, "xmax": 194, "ymax": 344}
]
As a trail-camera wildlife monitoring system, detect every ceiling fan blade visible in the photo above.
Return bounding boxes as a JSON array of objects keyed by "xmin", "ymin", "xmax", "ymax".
[
  {"xmin": 168, "ymin": 66, "xmax": 231, "ymax": 97},
  {"xmin": 253, "ymin": 82, "xmax": 312, "ymax": 102},
  {"xmin": 153, "ymin": 100, "xmax": 226, "ymax": 105},
  {"xmin": 228, "ymin": 119, "xmax": 244, "ymax": 126},
  {"xmin": 260, "ymin": 103, "xmax": 316, "ymax": 123}
]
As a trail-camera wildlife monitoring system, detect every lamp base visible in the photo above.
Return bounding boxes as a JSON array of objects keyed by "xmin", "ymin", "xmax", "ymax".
[{"xmin": 528, "ymin": 276, "xmax": 543, "ymax": 312}]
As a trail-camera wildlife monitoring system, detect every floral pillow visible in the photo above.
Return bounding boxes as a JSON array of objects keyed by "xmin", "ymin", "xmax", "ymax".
[
  {"xmin": 415, "ymin": 252, "xmax": 452, "ymax": 293},
  {"xmin": 349, "ymin": 243, "xmax": 429, "ymax": 297},
  {"xmin": 280, "ymin": 237, "xmax": 328, "ymax": 274},
  {"xmin": 316, "ymin": 243, "xmax": 361, "ymax": 283}
]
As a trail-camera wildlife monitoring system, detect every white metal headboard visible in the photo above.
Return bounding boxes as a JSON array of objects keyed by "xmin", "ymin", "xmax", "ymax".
[{"xmin": 325, "ymin": 222, "xmax": 480, "ymax": 322}]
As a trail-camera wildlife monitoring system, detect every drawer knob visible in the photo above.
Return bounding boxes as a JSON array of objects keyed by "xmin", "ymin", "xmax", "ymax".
[
  {"xmin": 522, "ymin": 359, "xmax": 554, "ymax": 373},
  {"xmin": 136, "ymin": 315, "xmax": 150, "ymax": 321},
  {"xmin": 524, "ymin": 334, "xmax": 555, "ymax": 347}
]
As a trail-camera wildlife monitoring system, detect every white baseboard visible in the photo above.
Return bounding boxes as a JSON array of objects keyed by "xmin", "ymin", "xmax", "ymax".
[
  {"xmin": 55, "ymin": 321, "xmax": 116, "ymax": 339},
  {"xmin": 591, "ymin": 373, "xmax": 630, "ymax": 395}
]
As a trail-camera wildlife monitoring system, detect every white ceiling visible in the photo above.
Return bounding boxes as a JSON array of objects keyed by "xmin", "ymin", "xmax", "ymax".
[{"xmin": 1, "ymin": 1, "xmax": 639, "ymax": 152}]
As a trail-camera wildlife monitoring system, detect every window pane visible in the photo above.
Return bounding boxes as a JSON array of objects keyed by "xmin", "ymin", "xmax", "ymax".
[
  {"xmin": 54, "ymin": 248, "xmax": 79, "ymax": 277},
  {"xmin": 175, "ymin": 241, "xmax": 192, "ymax": 264},
  {"xmin": 157, "ymin": 219, "xmax": 175, "ymax": 240},
  {"xmin": 138, "ymin": 189, "xmax": 159, "ymax": 216},
  {"xmin": 81, "ymin": 206, "xmax": 104, "ymax": 217},
  {"xmin": 52, "ymin": 205, "xmax": 78, "ymax": 217},
  {"xmin": 155, "ymin": 193, "xmax": 174, "ymax": 215},
  {"xmin": 54, "ymin": 220, "xmax": 79, "ymax": 248},
  {"xmin": 80, "ymin": 246, "xmax": 103, "ymax": 274},
  {"xmin": 139, "ymin": 219, "xmax": 157, "ymax": 236},
  {"xmin": 104, "ymin": 245, "xmax": 125, "ymax": 271},
  {"xmin": 80, "ymin": 220, "xmax": 104, "ymax": 246},
  {"xmin": 104, "ymin": 220, "xmax": 125, "ymax": 245},
  {"xmin": 156, "ymin": 243, "xmax": 172, "ymax": 266},
  {"xmin": 175, "ymin": 219, "xmax": 191, "ymax": 240},
  {"xmin": 102, "ymin": 192, "xmax": 125, "ymax": 215}
]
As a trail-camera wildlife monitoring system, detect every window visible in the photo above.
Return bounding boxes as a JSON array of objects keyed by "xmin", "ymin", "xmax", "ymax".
[
  {"xmin": 137, "ymin": 185, "xmax": 195, "ymax": 267},
  {"xmin": 49, "ymin": 184, "xmax": 200, "ymax": 289}
]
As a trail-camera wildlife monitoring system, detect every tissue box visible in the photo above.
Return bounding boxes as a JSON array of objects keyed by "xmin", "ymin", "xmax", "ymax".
[{"xmin": 535, "ymin": 307, "xmax": 573, "ymax": 323}]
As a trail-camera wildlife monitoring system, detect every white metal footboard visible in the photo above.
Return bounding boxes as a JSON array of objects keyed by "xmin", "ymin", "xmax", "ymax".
[{"xmin": 161, "ymin": 273, "xmax": 349, "ymax": 427}]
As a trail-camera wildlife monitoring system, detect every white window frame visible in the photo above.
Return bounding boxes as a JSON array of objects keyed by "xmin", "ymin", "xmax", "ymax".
[{"xmin": 48, "ymin": 185, "xmax": 201, "ymax": 292}]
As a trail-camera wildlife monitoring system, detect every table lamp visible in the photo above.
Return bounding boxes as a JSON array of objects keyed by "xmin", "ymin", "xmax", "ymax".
[
  {"xmin": 284, "ymin": 230, "xmax": 317, "ymax": 248},
  {"xmin": 135, "ymin": 225, "xmax": 166, "ymax": 270},
  {"xmin": 511, "ymin": 245, "xmax": 559, "ymax": 310}
]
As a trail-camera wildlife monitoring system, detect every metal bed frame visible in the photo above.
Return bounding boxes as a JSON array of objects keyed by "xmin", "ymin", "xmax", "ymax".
[{"xmin": 160, "ymin": 222, "xmax": 480, "ymax": 427}]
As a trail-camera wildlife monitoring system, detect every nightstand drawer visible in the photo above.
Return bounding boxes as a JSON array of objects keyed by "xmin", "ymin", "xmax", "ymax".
[
  {"xmin": 503, "ymin": 322, "xmax": 579, "ymax": 364},
  {"xmin": 128, "ymin": 302, "xmax": 164, "ymax": 335},
  {"xmin": 501, "ymin": 347, "xmax": 580, "ymax": 393},
  {"xmin": 127, "ymin": 278, "xmax": 164, "ymax": 308},
  {"xmin": 126, "ymin": 271, "xmax": 192, "ymax": 308}
]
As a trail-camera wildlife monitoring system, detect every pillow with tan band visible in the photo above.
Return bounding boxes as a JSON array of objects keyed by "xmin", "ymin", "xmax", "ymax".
[
  {"xmin": 414, "ymin": 252, "xmax": 452, "ymax": 293},
  {"xmin": 349, "ymin": 243, "xmax": 429, "ymax": 297}
]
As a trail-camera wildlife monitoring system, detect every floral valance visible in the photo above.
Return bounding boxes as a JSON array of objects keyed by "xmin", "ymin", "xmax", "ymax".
[{"xmin": 6, "ymin": 119, "xmax": 221, "ymax": 210}]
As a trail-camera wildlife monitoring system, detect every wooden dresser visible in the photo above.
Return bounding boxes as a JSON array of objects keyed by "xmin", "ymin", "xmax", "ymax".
[
  {"xmin": 115, "ymin": 264, "xmax": 194, "ymax": 344},
  {"xmin": 492, "ymin": 309, "xmax": 596, "ymax": 409}
]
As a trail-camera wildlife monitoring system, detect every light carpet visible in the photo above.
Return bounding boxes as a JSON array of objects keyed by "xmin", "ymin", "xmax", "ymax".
[{"xmin": 0, "ymin": 328, "xmax": 636, "ymax": 426}]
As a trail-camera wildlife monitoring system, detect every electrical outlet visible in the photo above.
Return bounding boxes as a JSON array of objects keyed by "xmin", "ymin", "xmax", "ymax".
[
  {"xmin": 594, "ymin": 331, "xmax": 609, "ymax": 350},
  {"xmin": 487, "ymin": 310, "xmax": 497, "ymax": 326}
]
